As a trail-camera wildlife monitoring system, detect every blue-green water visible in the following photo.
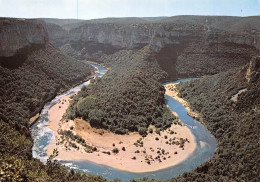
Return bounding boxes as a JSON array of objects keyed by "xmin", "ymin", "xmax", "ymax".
[{"xmin": 31, "ymin": 65, "xmax": 217, "ymax": 181}]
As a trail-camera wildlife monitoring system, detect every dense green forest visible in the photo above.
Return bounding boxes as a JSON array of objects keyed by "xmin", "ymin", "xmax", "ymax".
[
  {"xmin": 175, "ymin": 42, "xmax": 258, "ymax": 77},
  {"xmin": 0, "ymin": 44, "xmax": 94, "ymax": 132},
  {"xmin": 131, "ymin": 58, "xmax": 259, "ymax": 182},
  {"xmin": 0, "ymin": 44, "xmax": 116, "ymax": 181},
  {"xmin": 65, "ymin": 46, "xmax": 181, "ymax": 136},
  {"xmin": 168, "ymin": 63, "xmax": 259, "ymax": 181}
]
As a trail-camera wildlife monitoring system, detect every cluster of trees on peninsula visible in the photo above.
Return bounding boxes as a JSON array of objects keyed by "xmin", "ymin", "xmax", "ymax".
[{"xmin": 65, "ymin": 46, "xmax": 181, "ymax": 136}]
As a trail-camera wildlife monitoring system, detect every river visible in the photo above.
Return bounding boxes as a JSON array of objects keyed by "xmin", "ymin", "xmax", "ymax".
[{"xmin": 31, "ymin": 64, "xmax": 217, "ymax": 181}]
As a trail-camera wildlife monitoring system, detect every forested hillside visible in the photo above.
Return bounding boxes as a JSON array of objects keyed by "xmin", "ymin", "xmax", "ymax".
[
  {"xmin": 169, "ymin": 56, "xmax": 260, "ymax": 181},
  {"xmin": 0, "ymin": 18, "xmax": 113, "ymax": 181},
  {"xmin": 65, "ymin": 46, "xmax": 181, "ymax": 136},
  {"xmin": 0, "ymin": 43, "xmax": 102, "ymax": 181},
  {"xmin": 0, "ymin": 44, "xmax": 94, "ymax": 128}
]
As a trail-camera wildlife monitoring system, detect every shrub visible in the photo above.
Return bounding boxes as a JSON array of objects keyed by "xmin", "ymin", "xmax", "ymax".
[
  {"xmin": 138, "ymin": 127, "xmax": 148, "ymax": 137},
  {"xmin": 112, "ymin": 148, "xmax": 119, "ymax": 154},
  {"xmin": 149, "ymin": 128, "xmax": 153, "ymax": 134},
  {"xmin": 156, "ymin": 128, "xmax": 161, "ymax": 135}
]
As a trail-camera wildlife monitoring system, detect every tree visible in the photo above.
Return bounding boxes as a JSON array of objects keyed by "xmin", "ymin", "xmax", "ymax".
[
  {"xmin": 76, "ymin": 96, "xmax": 96, "ymax": 119},
  {"xmin": 89, "ymin": 109, "xmax": 104, "ymax": 127},
  {"xmin": 138, "ymin": 127, "xmax": 148, "ymax": 137}
]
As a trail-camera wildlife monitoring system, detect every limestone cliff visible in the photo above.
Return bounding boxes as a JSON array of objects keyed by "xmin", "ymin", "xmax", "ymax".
[
  {"xmin": 0, "ymin": 18, "xmax": 48, "ymax": 68},
  {"xmin": 42, "ymin": 17, "xmax": 260, "ymax": 54},
  {"xmin": 246, "ymin": 56, "xmax": 260, "ymax": 83},
  {"xmin": 40, "ymin": 16, "xmax": 260, "ymax": 80},
  {"xmin": 67, "ymin": 22, "xmax": 202, "ymax": 52},
  {"xmin": 39, "ymin": 21, "xmax": 69, "ymax": 47},
  {"xmin": 0, "ymin": 18, "xmax": 47, "ymax": 57}
]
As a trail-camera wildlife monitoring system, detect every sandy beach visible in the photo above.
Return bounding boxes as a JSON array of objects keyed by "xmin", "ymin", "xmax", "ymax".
[
  {"xmin": 164, "ymin": 83, "xmax": 199, "ymax": 118},
  {"xmin": 47, "ymin": 87, "xmax": 196, "ymax": 173}
]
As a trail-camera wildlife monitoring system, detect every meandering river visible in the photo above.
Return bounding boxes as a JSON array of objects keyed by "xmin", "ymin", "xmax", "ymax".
[{"xmin": 31, "ymin": 64, "xmax": 217, "ymax": 181}]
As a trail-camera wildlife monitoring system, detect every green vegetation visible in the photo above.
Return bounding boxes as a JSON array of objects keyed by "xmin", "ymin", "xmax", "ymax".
[
  {"xmin": 0, "ymin": 44, "xmax": 94, "ymax": 133},
  {"xmin": 49, "ymin": 16, "xmax": 258, "ymax": 81},
  {"xmin": 0, "ymin": 119, "xmax": 112, "ymax": 181},
  {"xmin": 148, "ymin": 128, "xmax": 153, "ymax": 134},
  {"xmin": 59, "ymin": 129, "xmax": 97, "ymax": 152},
  {"xmin": 130, "ymin": 177, "xmax": 161, "ymax": 182},
  {"xmin": 0, "ymin": 44, "xmax": 116, "ymax": 181},
  {"xmin": 170, "ymin": 64, "xmax": 260, "ymax": 181},
  {"xmin": 66, "ymin": 46, "xmax": 181, "ymax": 136},
  {"xmin": 176, "ymin": 42, "xmax": 257, "ymax": 78},
  {"xmin": 112, "ymin": 148, "xmax": 119, "ymax": 154}
]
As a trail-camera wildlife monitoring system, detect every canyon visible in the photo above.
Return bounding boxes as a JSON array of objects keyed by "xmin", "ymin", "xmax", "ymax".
[
  {"xmin": 42, "ymin": 16, "xmax": 260, "ymax": 80},
  {"xmin": 0, "ymin": 16, "xmax": 259, "ymax": 181}
]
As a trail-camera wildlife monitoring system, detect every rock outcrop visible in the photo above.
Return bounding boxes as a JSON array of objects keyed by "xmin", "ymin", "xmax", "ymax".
[
  {"xmin": 246, "ymin": 56, "xmax": 260, "ymax": 82},
  {"xmin": 42, "ymin": 16, "xmax": 260, "ymax": 54},
  {"xmin": 39, "ymin": 21, "xmax": 69, "ymax": 47},
  {"xmin": 0, "ymin": 18, "xmax": 48, "ymax": 68},
  {"xmin": 67, "ymin": 22, "xmax": 202, "ymax": 52},
  {"xmin": 0, "ymin": 18, "xmax": 47, "ymax": 57}
]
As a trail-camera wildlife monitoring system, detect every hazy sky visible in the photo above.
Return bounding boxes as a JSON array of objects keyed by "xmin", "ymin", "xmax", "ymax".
[{"xmin": 0, "ymin": 0, "xmax": 259, "ymax": 20}]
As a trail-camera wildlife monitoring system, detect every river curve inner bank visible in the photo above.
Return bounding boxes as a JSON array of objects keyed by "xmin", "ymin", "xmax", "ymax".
[{"xmin": 31, "ymin": 64, "xmax": 217, "ymax": 181}]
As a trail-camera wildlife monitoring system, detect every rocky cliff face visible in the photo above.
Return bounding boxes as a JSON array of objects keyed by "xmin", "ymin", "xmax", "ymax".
[
  {"xmin": 53, "ymin": 21, "xmax": 207, "ymax": 65},
  {"xmin": 68, "ymin": 22, "xmax": 203, "ymax": 52},
  {"xmin": 0, "ymin": 18, "xmax": 47, "ymax": 57},
  {"xmin": 41, "ymin": 17, "xmax": 260, "ymax": 80},
  {"xmin": 43, "ymin": 18, "xmax": 260, "ymax": 53},
  {"xmin": 0, "ymin": 18, "xmax": 95, "ymax": 120},
  {"xmin": 205, "ymin": 30, "xmax": 260, "ymax": 50},
  {"xmin": 246, "ymin": 56, "xmax": 260, "ymax": 83},
  {"xmin": 0, "ymin": 18, "xmax": 48, "ymax": 68},
  {"xmin": 39, "ymin": 21, "xmax": 69, "ymax": 47}
]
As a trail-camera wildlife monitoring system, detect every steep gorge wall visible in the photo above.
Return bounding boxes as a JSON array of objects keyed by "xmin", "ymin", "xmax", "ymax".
[
  {"xmin": 46, "ymin": 21, "xmax": 260, "ymax": 53},
  {"xmin": 43, "ymin": 18, "xmax": 260, "ymax": 80},
  {"xmin": 48, "ymin": 22, "xmax": 205, "ymax": 54},
  {"xmin": 0, "ymin": 18, "xmax": 48, "ymax": 68},
  {"xmin": 246, "ymin": 55, "xmax": 260, "ymax": 83},
  {"xmin": 0, "ymin": 18, "xmax": 95, "ymax": 126},
  {"xmin": 39, "ymin": 21, "xmax": 69, "ymax": 47}
]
